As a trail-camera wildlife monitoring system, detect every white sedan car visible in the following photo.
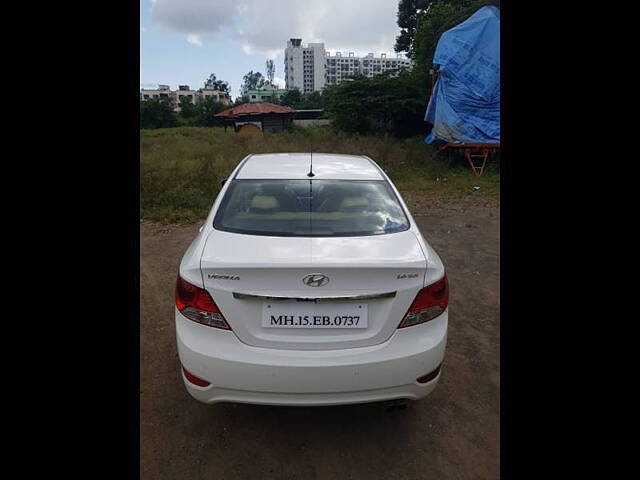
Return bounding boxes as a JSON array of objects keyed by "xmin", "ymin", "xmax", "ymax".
[{"xmin": 175, "ymin": 153, "xmax": 448, "ymax": 406}]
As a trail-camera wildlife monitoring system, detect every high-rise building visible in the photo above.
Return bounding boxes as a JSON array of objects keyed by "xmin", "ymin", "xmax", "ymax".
[
  {"xmin": 284, "ymin": 38, "xmax": 413, "ymax": 93},
  {"xmin": 284, "ymin": 39, "xmax": 327, "ymax": 94}
]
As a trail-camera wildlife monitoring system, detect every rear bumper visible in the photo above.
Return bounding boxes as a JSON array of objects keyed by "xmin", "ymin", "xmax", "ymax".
[{"xmin": 175, "ymin": 308, "xmax": 448, "ymax": 406}]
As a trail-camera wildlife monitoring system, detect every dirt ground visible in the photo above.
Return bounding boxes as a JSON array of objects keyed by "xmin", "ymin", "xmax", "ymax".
[{"xmin": 140, "ymin": 204, "xmax": 500, "ymax": 480}]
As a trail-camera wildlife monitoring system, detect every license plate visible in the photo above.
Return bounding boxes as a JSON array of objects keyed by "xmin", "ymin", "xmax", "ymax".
[{"xmin": 262, "ymin": 303, "xmax": 368, "ymax": 329}]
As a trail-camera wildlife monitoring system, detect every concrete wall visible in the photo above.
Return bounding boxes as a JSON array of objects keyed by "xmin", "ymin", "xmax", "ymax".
[{"xmin": 293, "ymin": 119, "xmax": 332, "ymax": 127}]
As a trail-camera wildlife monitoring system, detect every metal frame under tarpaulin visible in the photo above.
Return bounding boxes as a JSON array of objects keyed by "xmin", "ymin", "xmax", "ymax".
[{"xmin": 439, "ymin": 142, "xmax": 500, "ymax": 176}]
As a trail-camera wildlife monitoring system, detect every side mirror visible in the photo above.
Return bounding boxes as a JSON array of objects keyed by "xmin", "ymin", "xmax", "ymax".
[{"xmin": 220, "ymin": 178, "xmax": 227, "ymax": 187}]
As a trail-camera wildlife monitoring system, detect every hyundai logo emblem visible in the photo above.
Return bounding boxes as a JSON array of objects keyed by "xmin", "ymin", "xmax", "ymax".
[{"xmin": 302, "ymin": 274, "xmax": 330, "ymax": 287}]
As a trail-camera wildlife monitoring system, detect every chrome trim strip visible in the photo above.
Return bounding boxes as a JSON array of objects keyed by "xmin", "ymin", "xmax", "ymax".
[{"xmin": 232, "ymin": 291, "xmax": 396, "ymax": 302}]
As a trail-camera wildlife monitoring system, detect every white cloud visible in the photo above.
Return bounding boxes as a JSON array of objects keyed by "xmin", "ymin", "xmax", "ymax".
[{"xmin": 151, "ymin": 0, "xmax": 400, "ymax": 55}]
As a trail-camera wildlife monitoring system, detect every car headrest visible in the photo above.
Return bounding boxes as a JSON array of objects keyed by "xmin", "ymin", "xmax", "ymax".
[
  {"xmin": 250, "ymin": 195, "xmax": 280, "ymax": 210},
  {"xmin": 339, "ymin": 197, "xmax": 368, "ymax": 210}
]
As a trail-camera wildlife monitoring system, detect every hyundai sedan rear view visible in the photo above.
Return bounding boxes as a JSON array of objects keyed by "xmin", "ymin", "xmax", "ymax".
[{"xmin": 175, "ymin": 153, "xmax": 448, "ymax": 406}]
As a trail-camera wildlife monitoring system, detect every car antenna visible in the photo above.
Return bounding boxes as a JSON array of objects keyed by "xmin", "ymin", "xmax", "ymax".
[{"xmin": 307, "ymin": 139, "xmax": 315, "ymax": 177}]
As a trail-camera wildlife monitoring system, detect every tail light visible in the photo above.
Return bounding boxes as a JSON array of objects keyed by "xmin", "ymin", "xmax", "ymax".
[
  {"xmin": 182, "ymin": 366, "xmax": 211, "ymax": 387},
  {"xmin": 398, "ymin": 274, "xmax": 449, "ymax": 328},
  {"xmin": 175, "ymin": 275, "xmax": 231, "ymax": 330}
]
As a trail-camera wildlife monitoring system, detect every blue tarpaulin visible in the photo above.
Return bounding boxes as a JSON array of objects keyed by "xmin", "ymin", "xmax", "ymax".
[{"xmin": 425, "ymin": 6, "xmax": 500, "ymax": 144}]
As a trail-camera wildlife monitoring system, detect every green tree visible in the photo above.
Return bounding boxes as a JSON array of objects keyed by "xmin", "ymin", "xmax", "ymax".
[
  {"xmin": 300, "ymin": 91, "xmax": 324, "ymax": 109},
  {"xmin": 140, "ymin": 97, "xmax": 177, "ymax": 129},
  {"xmin": 324, "ymin": 71, "xmax": 426, "ymax": 137},
  {"xmin": 178, "ymin": 96, "xmax": 197, "ymax": 118},
  {"xmin": 279, "ymin": 88, "xmax": 302, "ymax": 108},
  {"xmin": 241, "ymin": 71, "xmax": 266, "ymax": 95},
  {"xmin": 394, "ymin": 0, "xmax": 431, "ymax": 56},
  {"xmin": 204, "ymin": 73, "xmax": 231, "ymax": 93},
  {"xmin": 194, "ymin": 97, "xmax": 227, "ymax": 126}
]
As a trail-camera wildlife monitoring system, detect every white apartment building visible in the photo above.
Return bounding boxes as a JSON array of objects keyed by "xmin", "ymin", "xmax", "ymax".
[
  {"xmin": 139, "ymin": 84, "xmax": 172, "ymax": 100},
  {"xmin": 284, "ymin": 39, "xmax": 327, "ymax": 94},
  {"xmin": 175, "ymin": 85, "xmax": 198, "ymax": 105},
  {"xmin": 284, "ymin": 38, "xmax": 413, "ymax": 93},
  {"xmin": 140, "ymin": 84, "xmax": 231, "ymax": 112},
  {"xmin": 198, "ymin": 88, "xmax": 232, "ymax": 104},
  {"xmin": 325, "ymin": 52, "xmax": 413, "ymax": 86}
]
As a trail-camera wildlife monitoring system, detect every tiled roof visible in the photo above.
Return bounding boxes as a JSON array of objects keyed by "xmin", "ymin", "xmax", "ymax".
[{"xmin": 215, "ymin": 102, "xmax": 296, "ymax": 118}]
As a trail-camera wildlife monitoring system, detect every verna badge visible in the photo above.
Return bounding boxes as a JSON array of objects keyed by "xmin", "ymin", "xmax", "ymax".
[{"xmin": 302, "ymin": 274, "xmax": 329, "ymax": 287}]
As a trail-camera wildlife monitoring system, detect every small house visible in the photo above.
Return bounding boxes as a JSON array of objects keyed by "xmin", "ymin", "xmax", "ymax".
[{"xmin": 214, "ymin": 102, "xmax": 296, "ymax": 134}]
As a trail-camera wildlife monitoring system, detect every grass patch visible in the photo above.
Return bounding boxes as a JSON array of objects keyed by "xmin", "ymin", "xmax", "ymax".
[{"xmin": 140, "ymin": 127, "xmax": 499, "ymax": 224}]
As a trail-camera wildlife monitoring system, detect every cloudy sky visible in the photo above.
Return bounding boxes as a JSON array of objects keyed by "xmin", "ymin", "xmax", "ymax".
[{"xmin": 140, "ymin": 0, "xmax": 403, "ymax": 98}]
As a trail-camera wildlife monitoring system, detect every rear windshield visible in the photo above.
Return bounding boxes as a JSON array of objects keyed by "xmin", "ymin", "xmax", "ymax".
[{"xmin": 213, "ymin": 179, "xmax": 410, "ymax": 237}]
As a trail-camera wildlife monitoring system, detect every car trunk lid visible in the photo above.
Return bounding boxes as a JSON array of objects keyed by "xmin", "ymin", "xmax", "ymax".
[{"xmin": 200, "ymin": 230, "xmax": 426, "ymax": 350}]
